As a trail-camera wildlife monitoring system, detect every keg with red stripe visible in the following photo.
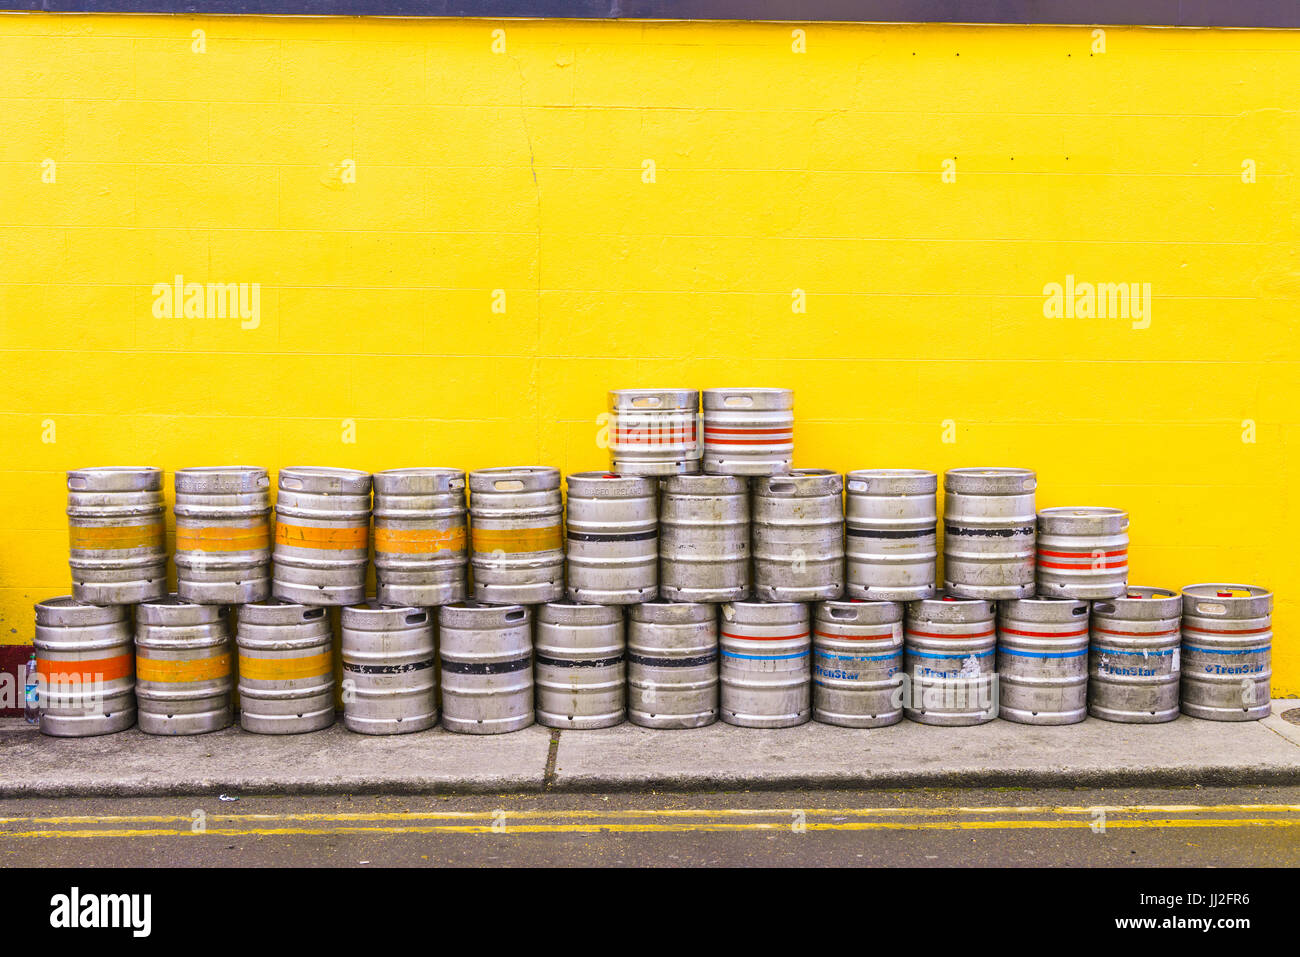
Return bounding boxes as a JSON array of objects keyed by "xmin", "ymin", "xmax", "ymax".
[
  {"xmin": 272, "ymin": 467, "xmax": 372, "ymax": 606},
  {"xmin": 174, "ymin": 466, "xmax": 272, "ymax": 605},
  {"xmin": 845, "ymin": 468, "xmax": 938, "ymax": 601},
  {"xmin": 1180, "ymin": 583, "xmax": 1271, "ymax": 721},
  {"xmin": 33, "ymin": 597, "xmax": 136, "ymax": 737},
  {"xmin": 372, "ymin": 467, "xmax": 468, "ymax": 607},
  {"xmin": 67, "ymin": 466, "xmax": 167, "ymax": 605},
  {"xmin": 752, "ymin": 469, "xmax": 845, "ymax": 602},
  {"xmin": 1036, "ymin": 506, "xmax": 1129, "ymax": 600},
  {"xmin": 903, "ymin": 595, "xmax": 997, "ymax": 726},
  {"xmin": 135, "ymin": 596, "xmax": 234, "ymax": 735},
  {"xmin": 942, "ymin": 467, "xmax": 1036, "ymax": 600},
  {"xmin": 812, "ymin": 600, "xmax": 904, "ymax": 728},
  {"xmin": 997, "ymin": 598, "xmax": 1090, "ymax": 725},
  {"xmin": 702, "ymin": 388, "xmax": 794, "ymax": 476},
  {"xmin": 719, "ymin": 601, "xmax": 810, "ymax": 727},
  {"xmin": 607, "ymin": 389, "xmax": 701, "ymax": 475},
  {"xmin": 1088, "ymin": 586, "xmax": 1181, "ymax": 724}
]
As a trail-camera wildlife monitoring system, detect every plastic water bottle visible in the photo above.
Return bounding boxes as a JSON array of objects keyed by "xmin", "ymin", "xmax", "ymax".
[{"xmin": 24, "ymin": 653, "xmax": 38, "ymax": 724}]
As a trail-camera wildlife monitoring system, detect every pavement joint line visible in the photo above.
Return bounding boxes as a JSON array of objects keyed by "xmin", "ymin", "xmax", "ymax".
[
  {"xmin": 3, "ymin": 819, "xmax": 1299, "ymax": 839},
  {"xmin": 4, "ymin": 803, "xmax": 1300, "ymax": 826},
  {"xmin": 543, "ymin": 726, "xmax": 560, "ymax": 789}
]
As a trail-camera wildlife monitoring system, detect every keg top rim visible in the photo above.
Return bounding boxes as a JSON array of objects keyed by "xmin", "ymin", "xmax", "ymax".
[
  {"xmin": 140, "ymin": 593, "xmax": 200, "ymax": 607},
  {"xmin": 608, "ymin": 387, "xmax": 699, "ymax": 402},
  {"xmin": 280, "ymin": 466, "xmax": 371, "ymax": 479},
  {"xmin": 68, "ymin": 465, "xmax": 161, "ymax": 474},
  {"xmin": 344, "ymin": 600, "xmax": 423, "ymax": 613},
  {"xmin": 1118, "ymin": 586, "xmax": 1179, "ymax": 601},
  {"xmin": 848, "ymin": 468, "xmax": 936, "ymax": 478},
  {"xmin": 722, "ymin": 600, "xmax": 806, "ymax": 612},
  {"xmin": 1039, "ymin": 505, "xmax": 1127, "ymax": 518},
  {"xmin": 66, "ymin": 466, "xmax": 164, "ymax": 491},
  {"xmin": 446, "ymin": 600, "xmax": 528, "ymax": 612},
  {"xmin": 1182, "ymin": 582, "xmax": 1272, "ymax": 601},
  {"xmin": 946, "ymin": 466, "xmax": 1035, "ymax": 477},
  {"xmin": 175, "ymin": 465, "xmax": 266, "ymax": 475},
  {"xmin": 374, "ymin": 466, "xmax": 463, "ymax": 477}
]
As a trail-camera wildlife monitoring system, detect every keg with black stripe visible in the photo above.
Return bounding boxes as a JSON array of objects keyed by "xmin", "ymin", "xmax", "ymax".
[
  {"xmin": 627, "ymin": 600, "xmax": 718, "ymax": 729},
  {"xmin": 812, "ymin": 600, "xmax": 904, "ymax": 728},
  {"xmin": 340, "ymin": 603, "xmax": 437, "ymax": 735},
  {"xmin": 702, "ymin": 388, "xmax": 794, "ymax": 475},
  {"xmin": 372, "ymin": 467, "xmax": 467, "ymax": 607},
  {"xmin": 607, "ymin": 388, "xmax": 702, "ymax": 475},
  {"xmin": 752, "ymin": 469, "xmax": 844, "ymax": 602},
  {"xmin": 942, "ymin": 467, "xmax": 1037, "ymax": 600},
  {"xmin": 534, "ymin": 602, "xmax": 625, "ymax": 729},
  {"xmin": 719, "ymin": 601, "xmax": 810, "ymax": 728},
  {"xmin": 997, "ymin": 598, "xmax": 1090, "ymax": 726},
  {"xmin": 904, "ymin": 596, "xmax": 998, "ymax": 726},
  {"xmin": 135, "ymin": 596, "xmax": 233, "ymax": 735},
  {"xmin": 468, "ymin": 467, "xmax": 564, "ymax": 604},
  {"xmin": 174, "ymin": 466, "xmax": 272, "ymax": 605},
  {"xmin": 235, "ymin": 600, "xmax": 335, "ymax": 734},
  {"xmin": 66, "ymin": 467, "xmax": 167, "ymax": 605},
  {"xmin": 272, "ymin": 467, "xmax": 372, "ymax": 606},
  {"xmin": 1180, "ymin": 583, "xmax": 1271, "ymax": 721},
  {"xmin": 845, "ymin": 469, "xmax": 937, "ymax": 601},
  {"xmin": 659, "ymin": 474, "xmax": 749, "ymax": 602},
  {"xmin": 33, "ymin": 598, "xmax": 136, "ymax": 737},
  {"xmin": 438, "ymin": 602, "xmax": 534, "ymax": 734},
  {"xmin": 1036, "ymin": 506, "xmax": 1129, "ymax": 600},
  {"xmin": 1088, "ymin": 587, "xmax": 1182, "ymax": 723},
  {"xmin": 565, "ymin": 472, "xmax": 658, "ymax": 604}
]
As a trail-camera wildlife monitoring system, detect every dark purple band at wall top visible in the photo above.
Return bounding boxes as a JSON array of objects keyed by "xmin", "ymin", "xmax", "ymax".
[{"xmin": 2, "ymin": 1, "xmax": 1297, "ymax": 28}]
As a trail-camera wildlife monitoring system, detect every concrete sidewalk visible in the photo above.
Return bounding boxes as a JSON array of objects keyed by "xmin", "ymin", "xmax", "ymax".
[{"xmin": 3, "ymin": 700, "xmax": 1299, "ymax": 798}]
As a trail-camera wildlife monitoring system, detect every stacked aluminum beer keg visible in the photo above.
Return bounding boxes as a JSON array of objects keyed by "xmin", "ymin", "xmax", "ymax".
[{"xmin": 32, "ymin": 386, "xmax": 1274, "ymax": 739}]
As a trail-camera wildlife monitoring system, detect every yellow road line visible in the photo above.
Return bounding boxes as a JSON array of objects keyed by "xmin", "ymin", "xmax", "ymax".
[
  {"xmin": 1, "ymin": 818, "xmax": 1298, "ymax": 839},
  {"xmin": 3, "ymin": 803, "xmax": 1298, "ymax": 826}
]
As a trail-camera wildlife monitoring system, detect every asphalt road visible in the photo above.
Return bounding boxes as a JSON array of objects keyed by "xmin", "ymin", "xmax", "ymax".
[{"xmin": 1, "ymin": 784, "xmax": 1298, "ymax": 867}]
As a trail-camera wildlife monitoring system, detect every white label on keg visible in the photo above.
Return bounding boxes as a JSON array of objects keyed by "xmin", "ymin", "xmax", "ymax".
[{"xmin": 1172, "ymin": 648, "xmax": 1180, "ymax": 671}]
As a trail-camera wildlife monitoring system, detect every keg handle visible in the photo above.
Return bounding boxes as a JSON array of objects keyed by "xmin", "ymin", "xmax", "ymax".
[
  {"xmin": 257, "ymin": 475, "xmax": 271, "ymax": 489},
  {"xmin": 829, "ymin": 607, "xmax": 857, "ymax": 620},
  {"xmin": 303, "ymin": 608, "xmax": 326, "ymax": 620},
  {"xmin": 1093, "ymin": 603, "xmax": 1116, "ymax": 614},
  {"xmin": 769, "ymin": 481, "xmax": 796, "ymax": 493},
  {"xmin": 282, "ymin": 477, "xmax": 304, "ymax": 490},
  {"xmin": 448, "ymin": 478, "xmax": 465, "ymax": 490},
  {"xmin": 847, "ymin": 480, "xmax": 867, "ymax": 493},
  {"xmin": 504, "ymin": 609, "xmax": 527, "ymax": 622},
  {"xmin": 406, "ymin": 612, "xmax": 427, "ymax": 625},
  {"xmin": 631, "ymin": 396, "xmax": 662, "ymax": 408},
  {"xmin": 1071, "ymin": 605, "xmax": 1088, "ymax": 617},
  {"xmin": 723, "ymin": 395, "xmax": 754, "ymax": 408},
  {"xmin": 1195, "ymin": 602, "xmax": 1227, "ymax": 616},
  {"xmin": 1022, "ymin": 478, "xmax": 1037, "ymax": 491},
  {"xmin": 493, "ymin": 480, "xmax": 525, "ymax": 491}
]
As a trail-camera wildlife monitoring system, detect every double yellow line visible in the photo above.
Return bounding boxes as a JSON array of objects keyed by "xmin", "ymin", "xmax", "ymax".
[{"xmin": 1, "ymin": 804, "xmax": 1297, "ymax": 839}]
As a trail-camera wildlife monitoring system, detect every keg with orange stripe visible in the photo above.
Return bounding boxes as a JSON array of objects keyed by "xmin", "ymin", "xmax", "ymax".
[
  {"xmin": 996, "ymin": 598, "xmax": 1090, "ymax": 725},
  {"xmin": 174, "ymin": 466, "xmax": 272, "ymax": 605},
  {"xmin": 66, "ymin": 466, "xmax": 167, "ymax": 605},
  {"xmin": 1088, "ymin": 586, "xmax": 1182, "ymax": 724},
  {"xmin": 469, "ymin": 467, "xmax": 565, "ymax": 604},
  {"xmin": 752, "ymin": 469, "xmax": 844, "ymax": 602},
  {"xmin": 701, "ymin": 388, "xmax": 794, "ymax": 476},
  {"xmin": 845, "ymin": 469, "xmax": 938, "ymax": 601},
  {"xmin": 942, "ymin": 467, "xmax": 1036, "ymax": 600},
  {"xmin": 33, "ymin": 597, "xmax": 136, "ymax": 737},
  {"xmin": 372, "ymin": 468, "xmax": 468, "ymax": 607},
  {"xmin": 903, "ymin": 595, "xmax": 997, "ymax": 726},
  {"xmin": 1180, "ymin": 583, "xmax": 1271, "ymax": 722},
  {"xmin": 272, "ymin": 467, "xmax": 372, "ymax": 606},
  {"xmin": 235, "ymin": 600, "xmax": 335, "ymax": 734},
  {"xmin": 607, "ymin": 388, "xmax": 702, "ymax": 475},
  {"xmin": 812, "ymin": 600, "xmax": 904, "ymax": 728},
  {"xmin": 1036, "ymin": 506, "xmax": 1129, "ymax": 600},
  {"xmin": 135, "ymin": 596, "xmax": 233, "ymax": 735},
  {"xmin": 719, "ymin": 601, "xmax": 810, "ymax": 728}
]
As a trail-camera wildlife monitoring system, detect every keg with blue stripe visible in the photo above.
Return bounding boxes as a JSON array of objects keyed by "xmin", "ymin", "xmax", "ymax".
[
  {"xmin": 904, "ymin": 595, "xmax": 998, "ymax": 726},
  {"xmin": 845, "ymin": 469, "xmax": 937, "ymax": 601},
  {"xmin": 627, "ymin": 601, "xmax": 718, "ymax": 729},
  {"xmin": 813, "ymin": 600, "xmax": 904, "ymax": 728},
  {"xmin": 719, "ymin": 601, "xmax": 810, "ymax": 728},
  {"xmin": 340, "ymin": 603, "xmax": 438, "ymax": 735},
  {"xmin": 942, "ymin": 467, "xmax": 1036, "ymax": 600},
  {"xmin": 438, "ymin": 602, "xmax": 534, "ymax": 734},
  {"xmin": 997, "ymin": 598, "xmax": 1090, "ymax": 725},
  {"xmin": 1036, "ymin": 506, "xmax": 1129, "ymax": 600},
  {"xmin": 1088, "ymin": 587, "xmax": 1182, "ymax": 723},
  {"xmin": 1179, "ymin": 583, "xmax": 1271, "ymax": 721},
  {"xmin": 535, "ymin": 602, "xmax": 626, "ymax": 729},
  {"xmin": 752, "ymin": 469, "xmax": 844, "ymax": 602},
  {"xmin": 565, "ymin": 472, "xmax": 658, "ymax": 604}
]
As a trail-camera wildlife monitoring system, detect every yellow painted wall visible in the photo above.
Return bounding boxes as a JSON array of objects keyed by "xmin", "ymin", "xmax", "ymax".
[{"xmin": 0, "ymin": 15, "xmax": 1295, "ymax": 690}]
